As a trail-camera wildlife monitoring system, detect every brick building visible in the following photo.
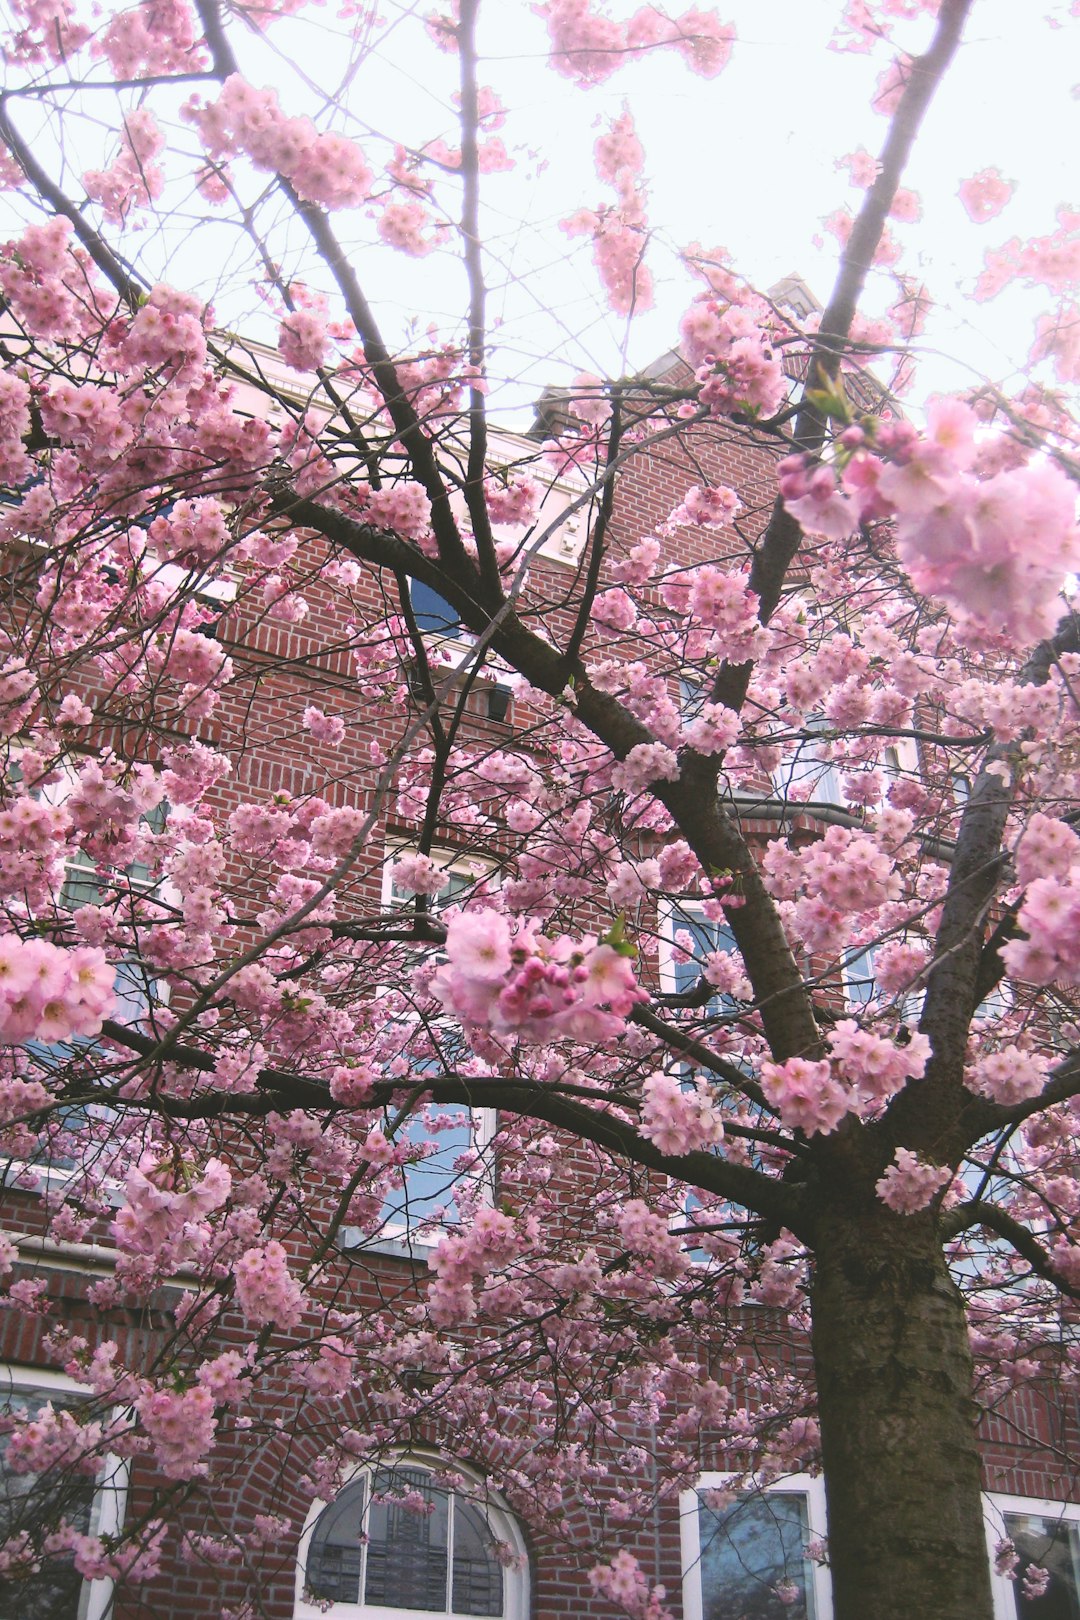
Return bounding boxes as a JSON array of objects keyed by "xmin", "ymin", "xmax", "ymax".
[{"xmin": 0, "ymin": 335, "xmax": 1076, "ymax": 1620}]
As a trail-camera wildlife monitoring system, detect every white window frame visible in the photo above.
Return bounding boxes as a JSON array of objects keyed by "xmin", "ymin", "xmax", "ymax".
[
  {"xmin": 33, "ymin": 757, "xmax": 172, "ymax": 918},
  {"xmin": 221, "ymin": 341, "xmax": 587, "ymax": 569},
  {"xmin": 293, "ymin": 1450, "xmax": 529, "ymax": 1620},
  {"xmin": 680, "ymin": 1471, "xmax": 832, "ymax": 1620},
  {"xmin": 771, "ymin": 726, "xmax": 919, "ymax": 812},
  {"xmin": 657, "ymin": 896, "xmax": 742, "ymax": 1021},
  {"xmin": 985, "ymin": 1493, "xmax": 1080, "ymax": 1619},
  {"xmin": 145, "ymin": 557, "xmax": 237, "ymax": 608},
  {"xmin": 0, "ymin": 1364, "xmax": 129, "ymax": 1620},
  {"xmin": 450, "ymin": 426, "xmax": 589, "ymax": 569}
]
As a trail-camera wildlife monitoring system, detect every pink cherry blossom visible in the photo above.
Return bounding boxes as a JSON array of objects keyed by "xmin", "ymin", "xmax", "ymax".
[
  {"xmin": 639, "ymin": 1070, "xmax": 724, "ymax": 1155},
  {"xmin": 137, "ymin": 1386, "xmax": 218, "ymax": 1480},
  {"xmin": 875, "ymin": 1149, "xmax": 951, "ymax": 1213},
  {"xmin": 233, "ymin": 1241, "xmax": 306, "ymax": 1329},
  {"xmin": 958, "ymin": 168, "xmax": 1014, "ymax": 223},
  {"xmin": 443, "ymin": 909, "xmax": 512, "ymax": 980},
  {"xmin": 279, "ymin": 307, "xmax": 328, "ymax": 371},
  {"xmin": 760, "ymin": 1057, "xmax": 852, "ymax": 1136},
  {"xmin": 965, "ymin": 1046, "xmax": 1050, "ymax": 1106}
]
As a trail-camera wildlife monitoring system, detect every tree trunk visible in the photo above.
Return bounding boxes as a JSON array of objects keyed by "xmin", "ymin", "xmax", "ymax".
[{"xmin": 810, "ymin": 1208, "xmax": 993, "ymax": 1620}]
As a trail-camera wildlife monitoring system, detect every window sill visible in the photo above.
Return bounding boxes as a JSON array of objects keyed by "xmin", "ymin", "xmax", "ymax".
[{"xmin": 338, "ymin": 1227, "xmax": 438, "ymax": 1267}]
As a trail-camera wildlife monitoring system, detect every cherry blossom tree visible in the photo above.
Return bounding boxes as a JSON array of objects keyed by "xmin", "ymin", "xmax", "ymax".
[{"xmin": 0, "ymin": 2, "xmax": 1078, "ymax": 1618}]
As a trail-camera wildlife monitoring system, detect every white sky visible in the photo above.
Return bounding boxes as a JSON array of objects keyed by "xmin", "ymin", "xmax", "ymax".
[{"xmin": 2, "ymin": 0, "xmax": 1077, "ymax": 424}]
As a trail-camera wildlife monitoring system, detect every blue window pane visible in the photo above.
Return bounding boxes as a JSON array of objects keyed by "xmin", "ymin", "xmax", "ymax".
[
  {"xmin": 773, "ymin": 716, "xmax": 843, "ymax": 807},
  {"xmin": 698, "ymin": 1492, "xmax": 816, "ymax": 1620},
  {"xmin": 671, "ymin": 909, "xmax": 737, "ymax": 1016},
  {"xmin": 112, "ymin": 958, "xmax": 154, "ymax": 1024},
  {"xmin": 380, "ymin": 1106, "xmax": 474, "ymax": 1231},
  {"xmin": 843, "ymin": 946, "xmax": 876, "ymax": 1007},
  {"xmin": 680, "ymin": 677, "xmax": 707, "ymax": 720},
  {"xmin": 411, "ymin": 580, "xmax": 463, "ymax": 638},
  {"xmin": 383, "ymin": 858, "xmax": 487, "ymax": 1235},
  {"xmin": 22, "ymin": 960, "xmax": 151, "ymax": 1172},
  {"xmin": 679, "ymin": 1187, "xmax": 716, "ymax": 1265}
]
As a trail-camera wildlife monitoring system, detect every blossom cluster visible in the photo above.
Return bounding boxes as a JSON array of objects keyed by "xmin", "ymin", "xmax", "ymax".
[
  {"xmin": 875, "ymin": 1149, "xmax": 951, "ymax": 1214},
  {"xmin": 540, "ymin": 0, "xmax": 733, "ymax": 86},
  {"xmin": 1000, "ymin": 814, "xmax": 1080, "ymax": 988},
  {"xmin": 0, "ymin": 216, "xmax": 110, "ymax": 342},
  {"xmin": 588, "ymin": 1550, "xmax": 672, "ymax": 1620},
  {"xmin": 679, "ymin": 297, "xmax": 787, "ymax": 418},
  {"xmin": 0, "ymin": 937, "xmax": 114, "ymax": 1047},
  {"xmin": 233, "ymin": 1240, "xmax": 306, "ymax": 1330},
  {"xmin": 639, "ymin": 1070, "xmax": 724, "ymax": 1156},
  {"xmin": 780, "ymin": 398, "xmax": 1080, "ymax": 647},
  {"xmin": 428, "ymin": 1206, "xmax": 536, "ymax": 1326},
  {"xmin": 112, "ymin": 1156, "xmax": 232, "ymax": 1271},
  {"xmin": 0, "ymin": 787, "xmax": 71, "ymax": 909},
  {"xmin": 958, "ymin": 167, "xmax": 1014, "ymax": 223},
  {"xmin": 137, "ymin": 1385, "xmax": 217, "ymax": 1480},
  {"xmin": 664, "ymin": 482, "xmax": 740, "ymax": 530},
  {"xmin": 3, "ymin": 1402, "xmax": 116, "ymax": 1480},
  {"xmin": 658, "ymin": 566, "xmax": 764, "ymax": 662},
  {"xmin": 185, "ymin": 75, "xmax": 373, "ymax": 210},
  {"xmin": 83, "ymin": 107, "xmax": 164, "ymax": 224},
  {"xmin": 432, "ymin": 909, "xmax": 646, "ymax": 1046},
  {"xmin": 761, "ymin": 1021, "xmax": 930, "ymax": 1137},
  {"xmin": 279, "ymin": 305, "xmax": 329, "ymax": 372},
  {"xmin": 561, "ymin": 107, "xmax": 653, "ymax": 315}
]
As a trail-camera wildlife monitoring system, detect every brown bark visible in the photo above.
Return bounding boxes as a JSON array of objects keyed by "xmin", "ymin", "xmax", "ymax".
[{"xmin": 810, "ymin": 1205, "xmax": 993, "ymax": 1620}]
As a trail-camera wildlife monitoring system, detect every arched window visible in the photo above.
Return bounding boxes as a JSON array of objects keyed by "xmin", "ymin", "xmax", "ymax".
[{"xmin": 295, "ymin": 1457, "xmax": 529, "ymax": 1620}]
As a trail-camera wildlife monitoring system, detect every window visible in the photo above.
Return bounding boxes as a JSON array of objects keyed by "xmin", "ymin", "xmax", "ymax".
[
  {"xmin": 7, "ymin": 763, "xmax": 167, "ymax": 1181},
  {"xmin": 0, "ymin": 1367, "xmax": 127, "ymax": 1620},
  {"xmin": 681, "ymin": 1475, "xmax": 831, "ymax": 1620},
  {"xmin": 370, "ymin": 1086, "xmax": 494, "ymax": 1244},
  {"xmin": 295, "ymin": 1456, "xmax": 529, "ymax": 1620},
  {"xmin": 658, "ymin": 902, "xmax": 742, "ymax": 1259},
  {"xmin": 952, "ymin": 771, "xmax": 973, "ymax": 807},
  {"xmin": 346, "ymin": 851, "xmax": 496, "ymax": 1250},
  {"xmin": 842, "ymin": 944, "xmax": 877, "ymax": 1009},
  {"xmin": 680, "ymin": 676, "xmax": 708, "ymax": 721},
  {"xmin": 683, "ymin": 1485, "xmax": 1080, "ymax": 1620},
  {"xmin": 842, "ymin": 941, "xmax": 932, "ymax": 1021},
  {"xmin": 988, "ymin": 1498, "xmax": 1080, "ymax": 1620},
  {"xmin": 405, "ymin": 584, "xmax": 513, "ymax": 723},
  {"xmin": 660, "ymin": 899, "xmax": 740, "ymax": 1020},
  {"xmin": 411, "ymin": 580, "xmax": 466, "ymax": 641},
  {"xmin": 35, "ymin": 766, "xmax": 168, "ymax": 918},
  {"xmin": 772, "ymin": 717, "xmax": 844, "ymax": 808}
]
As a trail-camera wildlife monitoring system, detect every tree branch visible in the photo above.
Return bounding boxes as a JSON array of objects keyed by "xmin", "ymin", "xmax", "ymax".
[
  {"xmin": 941, "ymin": 1199, "xmax": 1080, "ymax": 1302},
  {"xmin": 96, "ymin": 1022, "xmax": 805, "ymax": 1232},
  {"xmin": 708, "ymin": 0, "xmax": 975, "ymax": 716},
  {"xmin": 457, "ymin": 0, "xmax": 499, "ymax": 598},
  {"xmin": 886, "ymin": 615, "xmax": 1080, "ymax": 1155},
  {"xmin": 0, "ymin": 96, "xmax": 145, "ymax": 306}
]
